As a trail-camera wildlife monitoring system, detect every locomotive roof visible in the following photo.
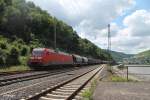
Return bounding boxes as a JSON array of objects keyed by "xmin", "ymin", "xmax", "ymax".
[
  {"xmin": 33, "ymin": 48, "xmax": 45, "ymax": 51},
  {"xmin": 33, "ymin": 48, "xmax": 70, "ymax": 55},
  {"xmin": 33, "ymin": 48, "xmax": 97, "ymax": 60}
]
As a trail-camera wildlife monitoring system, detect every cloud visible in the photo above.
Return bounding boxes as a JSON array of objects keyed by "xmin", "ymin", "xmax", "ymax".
[
  {"xmin": 26, "ymin": 0, "xmax": 150, "ymax": 54},
  {"xmin": 26, "ymin": 0, "xmax": 135, "ymax": 29},
  {"xmin": 112, "ymin": 35, "xmax": 150, "ymax": 54},
  {"xmin": 88, "ymin": 9, "xmax": 150, "ymax": 54},
  {"xmin": 111, "ymin": 10, "xmax": 150, "ymax": 53},
  {"xmin": 123, "ymin": 10, "xmax": 150, "ymax": 37}
]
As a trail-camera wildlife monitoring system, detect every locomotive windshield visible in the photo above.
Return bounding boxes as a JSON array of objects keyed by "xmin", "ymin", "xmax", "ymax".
[{"xmin": 32, "ymin": 48, "xmax": 44, "ymax": 56}]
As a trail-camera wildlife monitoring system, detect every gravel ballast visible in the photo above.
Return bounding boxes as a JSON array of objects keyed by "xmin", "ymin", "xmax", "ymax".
[{"xmin": 0, "ymin": 65, "xmax": 99, "ymax": 100}]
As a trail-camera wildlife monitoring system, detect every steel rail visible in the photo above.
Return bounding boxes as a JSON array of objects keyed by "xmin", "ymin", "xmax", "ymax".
[
  {"xmin": 27, "ymin": 66, "xmax": 103, "ymax": 100},
  {"xmin": 0, "ymin": 68, "xmax": 76, "ymax": 87}
]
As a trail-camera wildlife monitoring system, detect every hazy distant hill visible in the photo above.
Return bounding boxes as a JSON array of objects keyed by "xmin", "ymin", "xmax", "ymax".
[
  {"xmin": 136, "ymin": 50, "xmax": 150, "ymax": 58},
  {"xmin": 123, "ymin": 50, "xmax": 150, "ymax": 64},
  {"xmin": 110, "ymin": 51, "xmax": 133, "ymax": 62}
]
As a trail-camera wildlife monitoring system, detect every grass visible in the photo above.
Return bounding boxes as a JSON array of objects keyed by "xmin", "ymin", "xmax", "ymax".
[
  {"xmin": 82, "ymin": 89, "xmax": 93, "ymax": 100},
  {"xmin": 82, "ymin": 79, "xmax": 97, "ymax": 100},
  {"xmin": 111, "ymin": 75, "xmax": 136, "ymax": 82},
  {"xmin": 0, "ymin": 65, "xmax": 31, "ymax": 72},
  {"xmin": 117, "ymin": 65, "xmax": 126, "ymax": 70}
]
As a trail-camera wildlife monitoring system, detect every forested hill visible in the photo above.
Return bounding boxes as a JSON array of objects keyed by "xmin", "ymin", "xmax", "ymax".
[
  {"xmin": 122, "ymin": 50, "xmax": 150, "ymax": 64},
  {"xmin": 136, "ymin": 50, "xmax": 150, "ymax": 58},
  {"xmin": 0, "ymin": 0, "xmax": 111, "ymax": 66},
  {"xmin": 110, "ymin": 51, "xmax": 133, "ymax": 62}
]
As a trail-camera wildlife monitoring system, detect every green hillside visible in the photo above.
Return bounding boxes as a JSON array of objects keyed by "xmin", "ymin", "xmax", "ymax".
[
  {"xmin": 123, "ymin": 50, "xmax": 150, "ymax": 64},
  {"xmin": 0, "ymin": 0, "xmax": 112, "ymax": 68},
  {"xmin": 136, "ymin": 50, "xmax": 150, "ymax": 58},
  {"xmin": 111, "ymin": 51, "xmax": 133, "ymax": 62}
]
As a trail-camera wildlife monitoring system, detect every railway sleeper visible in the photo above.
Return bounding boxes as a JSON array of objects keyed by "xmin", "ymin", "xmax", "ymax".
[
  {"xmin": 46, "ymin": 93, "xmax": 68, "ymax": 99},
  {"xmin": 40, "ymin": 96, "xmax": 65, "ymax": 100},
  {"xmin": 52, "ymin": 91, "xmax": 72, "ymax": 95},
  {"xmin": 35, "ymin": 66, "xmax": 103, "ymax": 100}
]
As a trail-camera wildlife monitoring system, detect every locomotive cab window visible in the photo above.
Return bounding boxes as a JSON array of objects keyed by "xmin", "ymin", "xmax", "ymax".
[{"xmin": 32, "ymin": 49, "xmax": 44, "ymax": 56}]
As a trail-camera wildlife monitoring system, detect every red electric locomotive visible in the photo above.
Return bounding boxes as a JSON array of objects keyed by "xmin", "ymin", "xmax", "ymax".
[
  {"xmin": 28, "ymin": 48, "xmax": 73, "ymax": 67},
  {"xmin": 28, "ymin": 48, "xmax": 107, "ymax": 68}
]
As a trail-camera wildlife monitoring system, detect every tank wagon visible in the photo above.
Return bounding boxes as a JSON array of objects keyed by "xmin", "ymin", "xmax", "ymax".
[{"xmin": 28, "ymin": 48, "xmax": 107, "ymax": 68}]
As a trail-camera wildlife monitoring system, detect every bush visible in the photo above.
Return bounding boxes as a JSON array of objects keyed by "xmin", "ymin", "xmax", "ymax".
[
  {"xmin": 30, "ymin": 45, "xmax": 36, "ymax": 53},
  {"xmin": 0, "ymin": 49, "xmax": 7, "ymax": 67},
  {"xmin": 18, "ymin": 44, "xmax": 21, "ymax": 49},
  {"xmin": 17, "ymin": 39, "xmax": 24, "ymax": 44},
  {"xmin": 10, "ymin": 47, "xmax": 19, "ymax": 57},
  {"xmin": 20, "ymin": 56, "xmax": 29, "ymax": 66},
  {"xmin": 21, "ymin": 46, "xmax": 28, "ymax": 56},
  {"xmin": 0, "ymin": 57, "xmax": 5, "ymax": 66},
  {"xmin": 6, "ymin": 47, "xmax": 20, "ymax": 65},
  {"xmin": 0, "ymin": 42, "xmax": 7, "ymax": 49}
]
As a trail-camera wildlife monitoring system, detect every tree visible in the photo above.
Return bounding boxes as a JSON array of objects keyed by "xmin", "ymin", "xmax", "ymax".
[{"xmin": 0, "ymin": 0, "xmax": 112, "ymax": 68}]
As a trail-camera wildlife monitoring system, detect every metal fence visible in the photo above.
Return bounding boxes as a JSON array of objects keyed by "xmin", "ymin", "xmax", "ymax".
[{"xmin": 113, "ymin": 64, "xmax": 150, "ymax": 81}]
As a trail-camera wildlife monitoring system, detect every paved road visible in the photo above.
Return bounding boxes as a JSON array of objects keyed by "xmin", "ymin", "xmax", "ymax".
[{"xmin": 93, "ymin": 82, "xmax": 150, "ymax": 100}]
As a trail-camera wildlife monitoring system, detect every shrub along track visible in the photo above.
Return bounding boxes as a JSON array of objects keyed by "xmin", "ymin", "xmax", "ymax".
[{"xmin": 0, "ymin": 65, "xmax": 101, "ymax": 100}]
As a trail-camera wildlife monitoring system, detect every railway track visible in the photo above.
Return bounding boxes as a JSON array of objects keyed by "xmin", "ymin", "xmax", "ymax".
[
  {"xmin": 0, "ymin": 70, "xmax": 32, "ymax": 77},
  {"xmin": 0, "ymin": 68, "xmax": 77, "ymax": 87},
  {"xmin": 0, "ymin": 65, "xmax": 101, "ymax": 100},
  {"xmin": 27, "ymin": 66, "xmax": 104, "ymax": 100}
]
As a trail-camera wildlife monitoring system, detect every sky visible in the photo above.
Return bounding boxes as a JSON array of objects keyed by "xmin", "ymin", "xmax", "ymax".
[{"xmin": 26, "ymin": 0, "xmax": 150, "ymax": 54}]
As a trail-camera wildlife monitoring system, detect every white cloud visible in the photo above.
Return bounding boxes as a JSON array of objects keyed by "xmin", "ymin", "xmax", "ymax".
[
  {"xmin": 111, "ymin": 10, "xmax": 150, "ymax": 53},
  {"xmin": 25, "ymin": 0, "xmax": 150, "ymax": 54},
  {"xmin": 123, "ymin": 10, "xmax": 150, "ymax": 37},
  {"xmin": 83, "ymin": 9, "xmax": 150, "ymax": 54},
  {"xmin": 26, "ymin": 0, "xmax": 135, "ymax": 29}
]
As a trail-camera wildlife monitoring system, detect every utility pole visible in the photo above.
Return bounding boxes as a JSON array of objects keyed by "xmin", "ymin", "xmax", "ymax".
[
  {"xmin": 108, "ymin": 24, "xmax": 111, "ymax": 63},
  {"xmin": 54, "ymin": 18, "xmax": 57, "ymax": 50}
]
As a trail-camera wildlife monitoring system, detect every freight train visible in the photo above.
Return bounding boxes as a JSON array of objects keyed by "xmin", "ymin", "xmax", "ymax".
[{"xmin": 28, "ymin": 48, "xmax": 106, "ymax": 68}]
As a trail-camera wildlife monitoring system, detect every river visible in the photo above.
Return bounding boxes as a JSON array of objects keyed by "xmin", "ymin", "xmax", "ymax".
[{"xmin": 126, "ymin": 65, "xmax": 150, "ymax": 81}]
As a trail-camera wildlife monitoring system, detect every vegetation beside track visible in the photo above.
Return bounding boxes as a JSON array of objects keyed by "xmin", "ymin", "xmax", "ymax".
[
  {"xmin": 82, "ymin": 79, "xmax": 97, "ymax": 100},
  {"xmin": 110, "ymin": 75, "xmax": 136, "ymax": 82},
  {"xmin": 0, "ymin": 65, "xmax": 31, "ymax": 72},
  {"xmin": 107, "ymin": 67, "xmax": 137, "ymax": 82}
]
